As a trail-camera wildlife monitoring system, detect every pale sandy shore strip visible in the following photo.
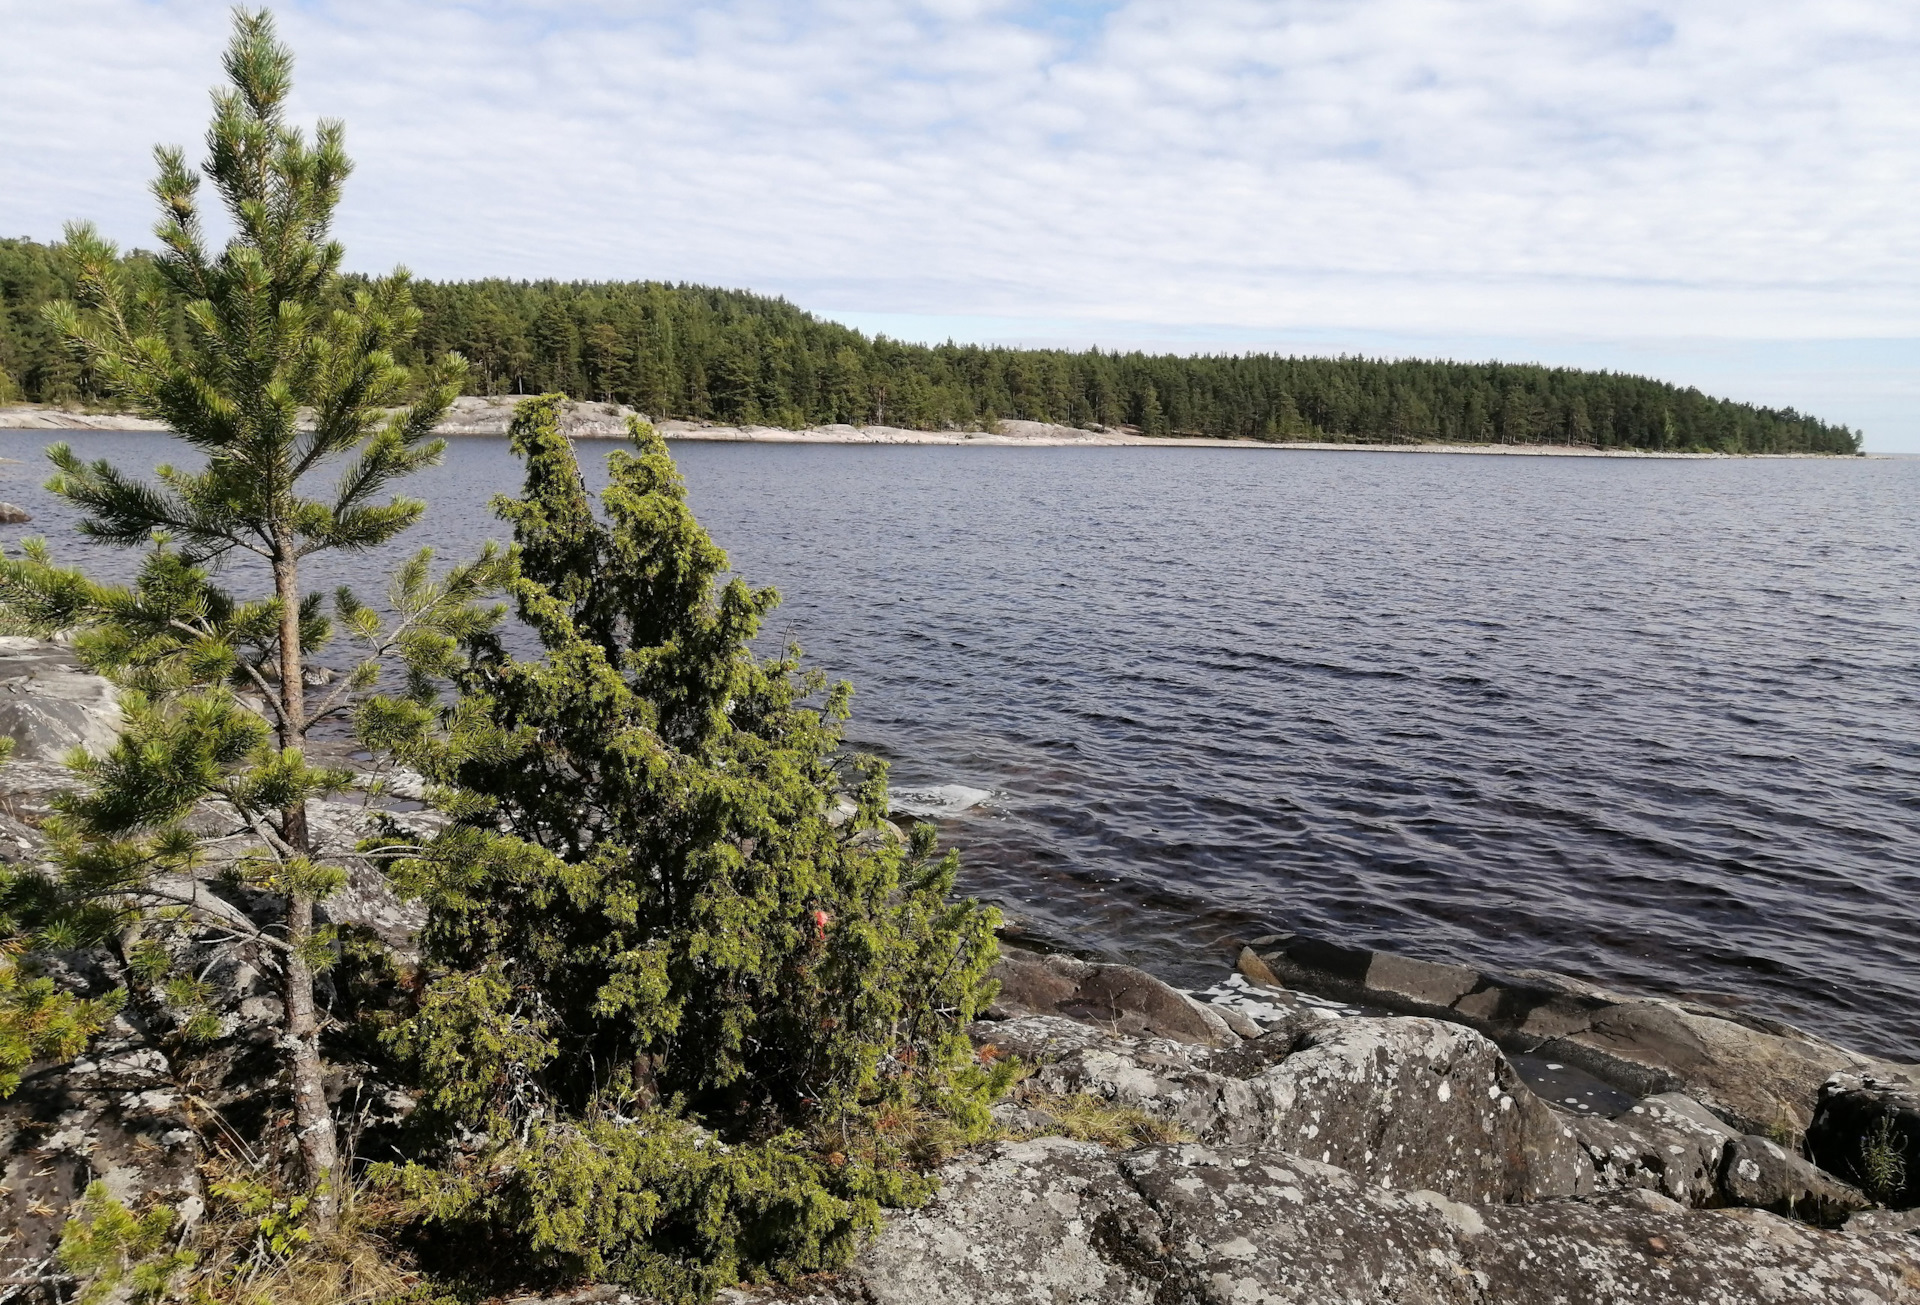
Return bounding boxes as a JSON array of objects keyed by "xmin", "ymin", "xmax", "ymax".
[
  {"xmin": 657, "ymin": 421, "xmax": 1856, "ymax": 459},
  {"xmin": 0, "ymin": 402, "xmax": 1864, "ymax": 459}
]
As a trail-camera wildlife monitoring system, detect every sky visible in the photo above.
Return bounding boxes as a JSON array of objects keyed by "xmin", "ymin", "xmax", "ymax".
[{"xmin": 3, "ymin": 1, "xmax": 1917, "ymax": 450}]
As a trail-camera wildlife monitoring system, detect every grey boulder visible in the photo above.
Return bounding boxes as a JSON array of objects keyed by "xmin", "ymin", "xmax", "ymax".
[
  {"xmin": 0, "ymin": 637, "xmax": 121, "ymax": 762},
  {"xmin": 986, "ymin": 1013, "xmax": 1593, "ymax": 1202}
]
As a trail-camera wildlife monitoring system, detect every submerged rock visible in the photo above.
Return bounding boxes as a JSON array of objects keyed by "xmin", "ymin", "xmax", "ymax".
[{"xmin": 887, "ymin": 783, "xmax": 992, "ymax": 819}]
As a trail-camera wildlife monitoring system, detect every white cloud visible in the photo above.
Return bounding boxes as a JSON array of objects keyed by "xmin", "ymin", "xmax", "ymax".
[{"xmin": 3, "ymin": 0, "xmax": 1917, "ymax": 444}]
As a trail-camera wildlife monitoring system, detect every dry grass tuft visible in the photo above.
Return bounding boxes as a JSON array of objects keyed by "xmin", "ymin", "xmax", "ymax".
[
  {"xmin": 179, "ymin": 1160, "xmax": 429, "ymax": 1305},
  {"xmin": 1017, "ymin": 1092, "xmax": 1193, "ymax": 1149}
]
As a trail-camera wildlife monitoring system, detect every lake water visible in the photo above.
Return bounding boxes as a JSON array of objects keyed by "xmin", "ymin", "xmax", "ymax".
[{"xmin": 4, "ymin": 432, "xmax": 1917, "ymax": 1059}]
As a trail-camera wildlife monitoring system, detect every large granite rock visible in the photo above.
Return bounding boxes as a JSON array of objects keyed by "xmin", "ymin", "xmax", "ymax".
[
  {"xmin": 0, "ymin": 637, "xmax": 121, "ymax": 763},
  {"xmin": 1253, "ymin": 1015, "xmax": 1592, "ymax": 1201},
  {"xmin": 988, "ymin": 1012, "xmax": 1592, "ymax": 1202},
  {"xmin": 990, "ymin": 1006, "xmax": 1895, "ymax": 1225}
]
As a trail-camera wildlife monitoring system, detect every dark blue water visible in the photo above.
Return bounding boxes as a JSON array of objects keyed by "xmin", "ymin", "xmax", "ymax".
[{"xmin": 5, "ymin": 432, "xmax": 1917, "ymax": 1059}]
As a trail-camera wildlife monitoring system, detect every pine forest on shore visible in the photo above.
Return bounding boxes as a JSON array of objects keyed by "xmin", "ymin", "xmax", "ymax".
[{"xmin": 0, "ymin": 236, "xmax": 1861, "ymax": 454}]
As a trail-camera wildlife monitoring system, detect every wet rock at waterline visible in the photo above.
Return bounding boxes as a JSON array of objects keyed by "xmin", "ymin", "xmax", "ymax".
[
  {"xmin": 1248, "ymin": 932, "xmax": 1920, "ymax": 1135},
  {"xmin": 0, "ymin": 502, "xmax": 31, "ymax": 524},
  {"xmin": 987, "ymin": 945, "xmax": 1240, "ymax": 1047}
]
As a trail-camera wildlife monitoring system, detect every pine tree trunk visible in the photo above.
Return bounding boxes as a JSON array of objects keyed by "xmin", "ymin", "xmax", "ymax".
[{"xmin": 273, "ymin": 545, "xmax": 339, "ymax": 1229}]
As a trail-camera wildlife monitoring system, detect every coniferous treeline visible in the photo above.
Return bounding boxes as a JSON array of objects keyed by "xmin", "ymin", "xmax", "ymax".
[{"xmin": 2, "ymin": 237, "xmax": 1862, "ymax": 453}]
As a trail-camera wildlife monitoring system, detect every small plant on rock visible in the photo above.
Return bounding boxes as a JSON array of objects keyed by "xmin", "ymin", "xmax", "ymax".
[
  {"xmin": 56, "ymin": 1182, "xmax": 196, "ymax": 1305},
  {"xmin": 1858, "ymin": 1115, "xmax": 1909, "ymax": 1206}
]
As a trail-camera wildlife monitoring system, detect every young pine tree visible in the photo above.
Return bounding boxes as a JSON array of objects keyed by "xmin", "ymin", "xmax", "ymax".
[
  {"xmin": 375, "ymin": 397, "xmax": 1005, "ymax": 1299},
  {"xmin": 15, "ymin": 8, "xmax": 486, "ymax": 1227}
]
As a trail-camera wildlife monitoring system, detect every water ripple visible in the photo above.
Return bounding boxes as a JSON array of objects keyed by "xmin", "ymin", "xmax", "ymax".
[{"xmin": 5, "ymin": 435, "xmax": 1916, "ymax": 1057}]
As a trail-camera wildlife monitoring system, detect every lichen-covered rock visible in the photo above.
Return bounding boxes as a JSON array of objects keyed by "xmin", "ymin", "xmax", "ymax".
[
  {"xmin": 729, "ymin": 1141, "xmax": 1920, "ymax": 1305},
  {"xmin": 981, "ymin": 1014, "xmax": 1270, "ymax": 1144},
  {"xmin": 1259, "ymin": 1016, "xmax": 1593, "ymax": 1202},
  {"xmin": 982, "ymin": 1012, "xmax": 1593, "ymax": 1204},
  {"xmin": 1721, "ymin": 1132, "xmax": 1871, "ymax": 1226},
  {"xmin": 852, "ymin": 1138, "xmax": 1157, "ymax": 1304},
  {"xmin": 0, "ymin": 1016, "xmax": 203, "ymax": 1289},
  {"xmin": 0, "ymin": 637, "xmax": 121, "ymax": 762},
  {"xmin": 1572, "ymin": 1091, "xmax": 1735, "ymax": 1205}
]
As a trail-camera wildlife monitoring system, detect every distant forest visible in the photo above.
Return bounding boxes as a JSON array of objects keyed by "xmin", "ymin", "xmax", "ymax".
[{"xmin": 0, "ymin": 236, "xmax": 1862, "ymax": 454}]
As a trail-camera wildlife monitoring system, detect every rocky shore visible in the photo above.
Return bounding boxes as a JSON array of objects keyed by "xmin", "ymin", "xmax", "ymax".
[
  {"xmin": 0, "ymin": 400, "xmax": 1861, "ymax": 457},
  {"xmin": 0, "ymin": 637, "xmax": 1914, "ymax": 1302}
]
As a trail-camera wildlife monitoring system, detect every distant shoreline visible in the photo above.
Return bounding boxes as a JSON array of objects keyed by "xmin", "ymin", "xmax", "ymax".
[{"xmin": 0, "ymin": 401, "xmax": 1870, "ymax": 460}]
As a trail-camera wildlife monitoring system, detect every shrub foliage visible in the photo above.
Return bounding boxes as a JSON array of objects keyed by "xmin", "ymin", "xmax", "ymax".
[{"xmin": 367, "ymin": 396, "xmax": 1005, "ymax": 1298}]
